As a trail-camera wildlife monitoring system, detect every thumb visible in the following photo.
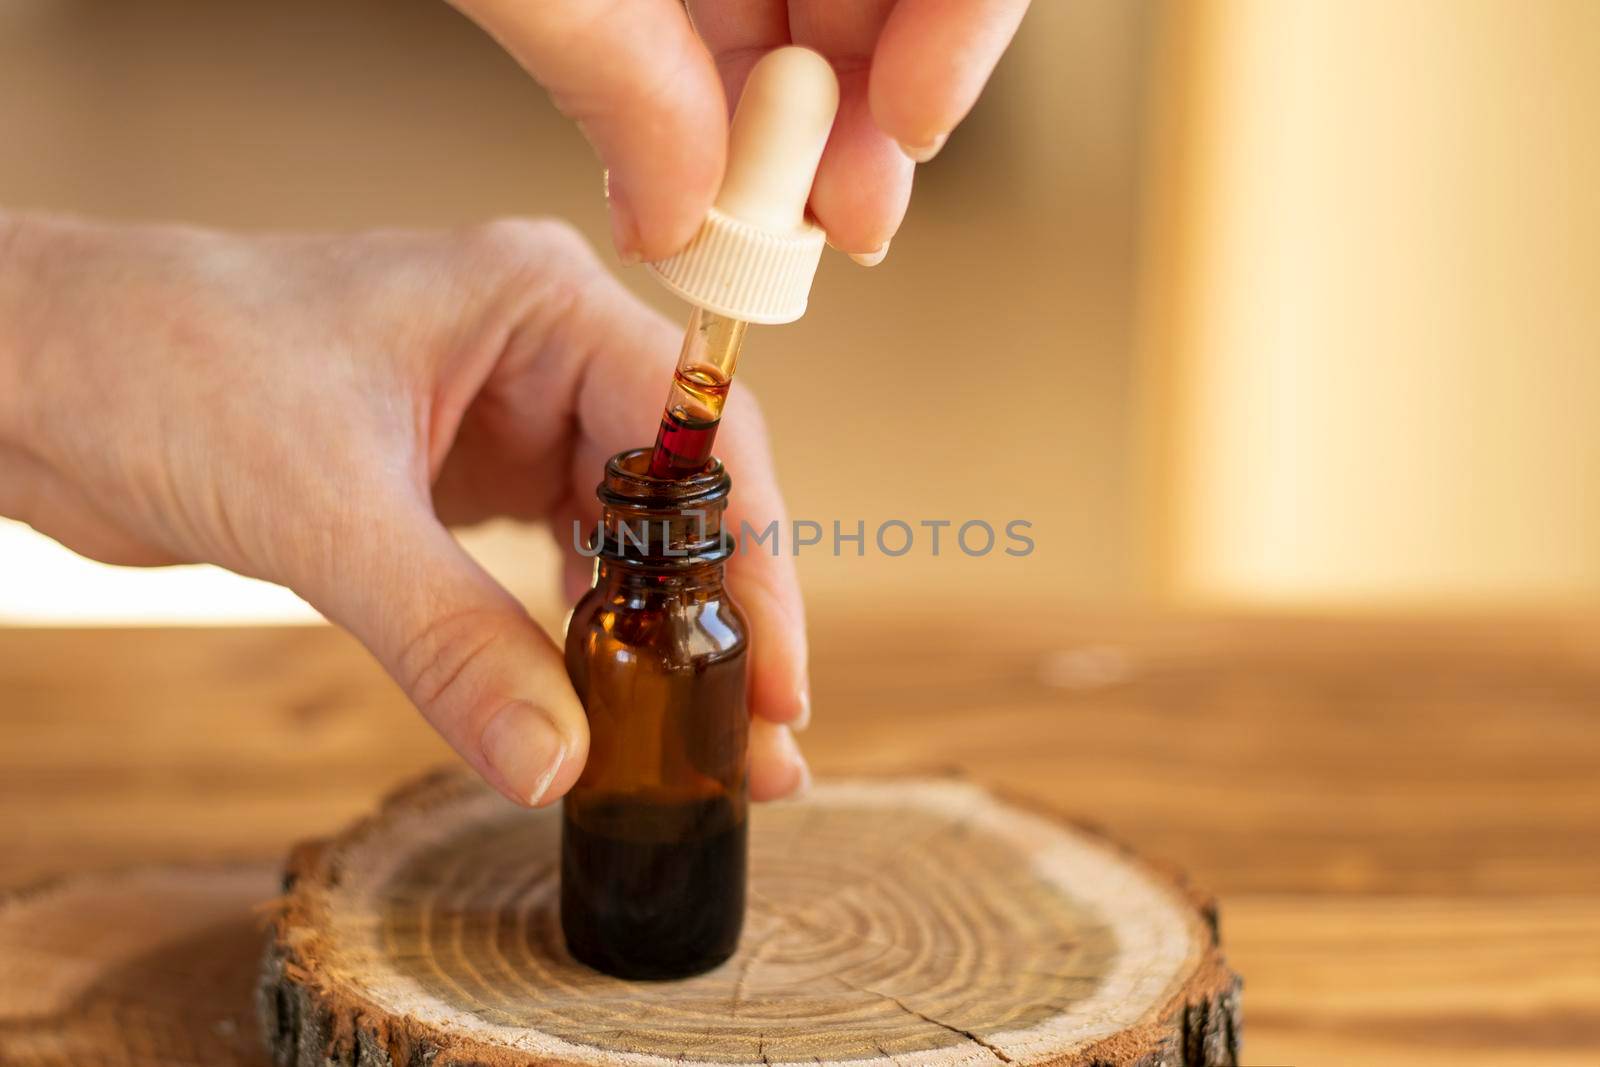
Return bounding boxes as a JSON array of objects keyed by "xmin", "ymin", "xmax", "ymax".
[
  {"xmin": 302, "ymin": 497, "xmax": 588, "ymax": 808},
  {"xmin": 449, "ymin": 0, "xmax": 726, "ymax": 263}
]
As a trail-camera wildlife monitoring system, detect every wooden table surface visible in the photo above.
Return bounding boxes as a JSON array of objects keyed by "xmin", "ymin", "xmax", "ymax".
[{"xmin": 3, "ymin": 612, "xmax": 1598, "ymax": 1066}]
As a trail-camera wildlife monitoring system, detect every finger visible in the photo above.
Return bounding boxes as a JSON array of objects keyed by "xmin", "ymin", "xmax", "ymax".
[
  {"xmin": 552, "ymin": 493, "xmax": 599, "ymax": 604},
  {"xmin": 787, "ymin": 0, "xmax": 895, "ymax": 57},
  {"xmin": 300, "ymin": 491, "xmax": 588, "ymax": 809},
  {"xmin": 684, "ymin": 1, "xmax": 788, "ymax": 101},
  {"xmin": 713, "ymin": 393, "xmax": 811, "ymax": 729},
  {"xmin": 785, "ymin": 0, "xmax": 911, "ymax": 257},
  {"xmin": 430, "ymin": 219, "xmax": 627, "ymax": 530},
  {"xmin": 427, "ymin": 220, "xmax": 676, "ymax": 530},
  {"xmin": 448, "ymin": 0, "xmax": 727, "ymax": 262},
  {"xmin": 810, "ymin": 70, "xmax": 914, "ymax": 259},
  {"xmin": 749, "ymin": 718, "xmax": 810, "ymax": 801},
  {"xmin": 870, "ymin": 0, "xmax": 1032, "ymax": 161}
]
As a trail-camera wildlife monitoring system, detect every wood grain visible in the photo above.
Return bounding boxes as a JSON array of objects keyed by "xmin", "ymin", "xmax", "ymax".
[
  {"xmin": 2, "ymin": 611, "xmax": 1599, "ymax": 1065},
  {"xmin": 260, "ymin": 772, "xmax": 1238, "ymax": 1066},
  {"xmin": 0, "ymin": 865, "xmax": 277, "ymax": 1066}
]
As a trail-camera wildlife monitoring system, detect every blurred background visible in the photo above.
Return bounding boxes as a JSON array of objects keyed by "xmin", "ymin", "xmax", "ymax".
[
  {"xmin": 1, "ymin": 0, "xmax": 1597, "ymax": 625},
  {"xmin": 5, "ymin": 10, "xmax": 1598, "ymax": 1063}
]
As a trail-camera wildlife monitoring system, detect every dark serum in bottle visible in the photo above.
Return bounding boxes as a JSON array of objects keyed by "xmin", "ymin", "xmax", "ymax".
[{"xmin": 561, "ymin": 448, "xmax": 749, "ymax": 979}]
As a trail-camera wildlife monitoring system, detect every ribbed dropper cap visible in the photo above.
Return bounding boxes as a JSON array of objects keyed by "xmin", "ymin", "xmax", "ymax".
[{"xmin": 646, "ymin": 47, "xmax": 840, "ymax": 325}]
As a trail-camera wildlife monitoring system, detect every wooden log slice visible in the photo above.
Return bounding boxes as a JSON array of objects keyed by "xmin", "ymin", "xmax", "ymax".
[
  {"xmin": 0, "ymin": 864, "xmax": 278, "ymax": 1066},
  {"xmin": 261, "ymin": 772, "xmax": 1239, "ymax": 1066}
]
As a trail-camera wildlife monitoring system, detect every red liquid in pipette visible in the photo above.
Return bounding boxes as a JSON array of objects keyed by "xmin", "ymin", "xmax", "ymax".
[{"xmin": 648, "ymin": 365, "xmax": 730, "ymax": 478}]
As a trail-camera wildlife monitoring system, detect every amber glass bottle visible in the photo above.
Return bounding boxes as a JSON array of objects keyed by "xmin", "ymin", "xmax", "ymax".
[{"xmin": 561, "ymin": 448, "xmax": 749, "ymax": 979}]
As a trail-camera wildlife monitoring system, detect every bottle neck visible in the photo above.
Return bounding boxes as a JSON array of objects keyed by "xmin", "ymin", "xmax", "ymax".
[
  {"xmin": 594, "ymin": 557, "xmax": 728, "ymax": 599},
  {"xmin": 597, "ymin": 500, "xmax": 727, "ymax": 562}
]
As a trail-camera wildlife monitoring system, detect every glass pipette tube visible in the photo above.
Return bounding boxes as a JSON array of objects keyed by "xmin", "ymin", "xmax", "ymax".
[{"xmin": 647, "ymin": 307, "xmax": 749, "ymax": 478}]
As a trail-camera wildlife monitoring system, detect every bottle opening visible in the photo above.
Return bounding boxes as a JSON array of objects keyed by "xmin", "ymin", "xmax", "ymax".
[
  {"xmin": 593, "ymin": 448, "xmax": 732, "ymax": 565},
  {"xmin": 606, "ymin": 447, "xmax": 726, "ymax": 499}
]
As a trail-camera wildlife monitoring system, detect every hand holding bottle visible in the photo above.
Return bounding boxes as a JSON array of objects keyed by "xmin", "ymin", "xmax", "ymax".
[{"xmin": 0, "ymin": 214, "xmax": 810, "ymax": 809}]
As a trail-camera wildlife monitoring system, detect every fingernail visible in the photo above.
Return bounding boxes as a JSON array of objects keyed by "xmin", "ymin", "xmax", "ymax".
[
  {"xmin": 604, "ymin": 168, "xmax": 642, "ymax": 266},
  {"xmin": 481, "ymin": 702, "xmax": 567, "ymax": 807},
  {"xmin": 849, "ymin": 241, "xmax": 890, "ymax": 268},
  {"xmin": 792, "ymin": 752, "xmax": 813, "ymax": 798},
  {"xmin": 775, "ymin": 724, "xmax": 812, "ymax": 798},
  {"xmin": 899, "ymin": 133, "xmax": 947, "ymax": 163},
  {"xmin": 792, "ymin": 688, "xmax": 812, "ymax": 732},
  {"xmin": 612, "ymin": 215, "xmax": 642, "ymax": 267}
]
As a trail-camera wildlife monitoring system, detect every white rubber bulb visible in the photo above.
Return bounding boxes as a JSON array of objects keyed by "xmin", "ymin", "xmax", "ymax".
[{"xmin": 715, "ymin": 47, "xmax": 840, "ymax": 233}]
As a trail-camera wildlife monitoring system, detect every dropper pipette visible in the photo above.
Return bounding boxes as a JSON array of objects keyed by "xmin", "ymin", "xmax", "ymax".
[
  {"xmin": 648, "ymin": 308, "xmax": 746, "ymax": 478},
  {"xmin": 643, "ymin": 46, "xmax": 840, "ymax": 478}
]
